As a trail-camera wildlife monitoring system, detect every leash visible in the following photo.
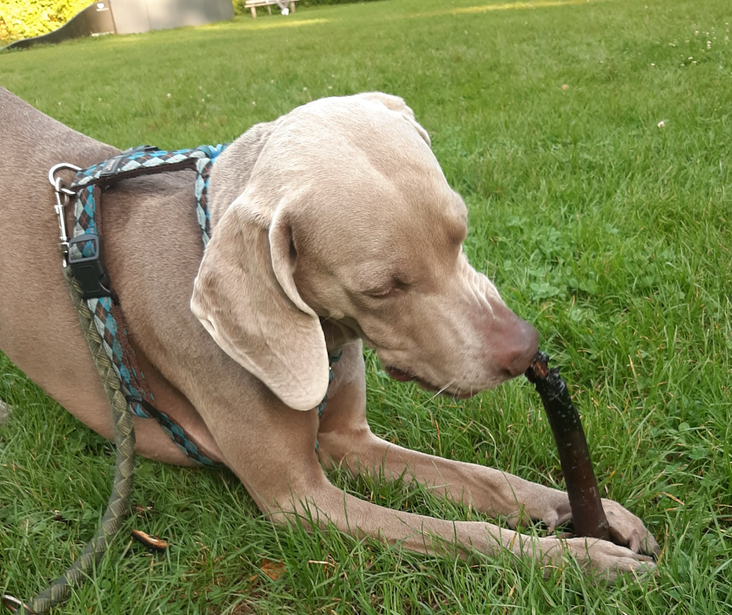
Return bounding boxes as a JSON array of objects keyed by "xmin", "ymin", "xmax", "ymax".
[{"xmin": 1, "ymin": 268, "xmax": 136, "ymax": 615}]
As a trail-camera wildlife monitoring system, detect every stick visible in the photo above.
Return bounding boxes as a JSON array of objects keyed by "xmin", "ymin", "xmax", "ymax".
[{"xmin": 525, "ymin": 351, "xmax": 610, "ymax": 540}]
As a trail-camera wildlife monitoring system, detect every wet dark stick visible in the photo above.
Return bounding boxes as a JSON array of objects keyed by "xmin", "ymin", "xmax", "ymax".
[{"xmin": 525, "ymin": 351, "xmax": 610, "ymax": 540}]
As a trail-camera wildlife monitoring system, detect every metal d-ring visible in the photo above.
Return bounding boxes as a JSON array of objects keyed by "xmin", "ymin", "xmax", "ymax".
[{"xmin": 47, "ymin": 162, "xmax": 80, "ymax": 196}]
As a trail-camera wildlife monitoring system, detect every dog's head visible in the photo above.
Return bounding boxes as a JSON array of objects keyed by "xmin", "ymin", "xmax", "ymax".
[{"xmin": 191, "ymin": 93, "xmax": 538, "ymax": 410}]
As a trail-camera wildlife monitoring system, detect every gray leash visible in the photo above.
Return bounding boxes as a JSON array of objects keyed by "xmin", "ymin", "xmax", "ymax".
[{"xmin": 2, "ymin": 180, "xmax": 136, "ymax": 615}]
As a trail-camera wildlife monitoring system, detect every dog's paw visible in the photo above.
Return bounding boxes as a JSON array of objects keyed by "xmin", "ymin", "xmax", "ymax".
[
  {"xmin": 531, "ymin": 495, "xmax": 659, "ymax": 557},
  {"xmin": 601, "ymin": 498, "xmax": 660, "ymax": 556},
  {"xmin": 539, "ymin": 535, "xmax": 657, "ymax": 583}
]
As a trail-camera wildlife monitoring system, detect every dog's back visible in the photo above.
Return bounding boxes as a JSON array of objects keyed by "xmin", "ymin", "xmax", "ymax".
[{"xmin": 0, "ymin": 88, "xmax": 119, "ymax": 418}]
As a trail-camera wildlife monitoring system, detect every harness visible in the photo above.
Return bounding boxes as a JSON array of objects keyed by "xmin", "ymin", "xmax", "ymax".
[
  {"xmin": 54, "ymin": 144, "xmax": 337, "ymax": 464},
  {"xmin": 62, "ymin": 144, "xmax": 226, "ymax": 466},
  {"xmin": 1, "ymin": 143, "xmax": 344, "ymax": 615}
]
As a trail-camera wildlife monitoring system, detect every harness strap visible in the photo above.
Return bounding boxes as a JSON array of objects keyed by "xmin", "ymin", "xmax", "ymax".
[
  {"xmin": 71, "ymin": 144, "xmax": 224, "ymax": 244},
  {"xmin": 315, "ymin": 350, "xmax": 341, "ymax": 451},
  {"xmin": 67, "ymin": 144, "xmax": 226, "ymax": 466}
]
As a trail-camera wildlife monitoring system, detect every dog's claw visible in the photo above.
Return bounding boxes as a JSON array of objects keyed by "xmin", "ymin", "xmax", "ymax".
[{"xmin": 541, "ymin": 508, "xmax": 572, "ymax": 535}]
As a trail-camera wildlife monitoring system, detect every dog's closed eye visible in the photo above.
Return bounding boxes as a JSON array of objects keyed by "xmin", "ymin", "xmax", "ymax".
[
  {"xmin": 362, "ymin": 278, "xmax": 410, "ymax": 299},
  {"xmin": 363, "ymin": 286, "xmax": 397, "ymax": 299}
]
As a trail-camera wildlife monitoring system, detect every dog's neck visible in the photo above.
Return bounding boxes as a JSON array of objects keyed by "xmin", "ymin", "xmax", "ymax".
[{"xmin": 321, "ymin": 319, "xmax": 359, "ymax": 356}]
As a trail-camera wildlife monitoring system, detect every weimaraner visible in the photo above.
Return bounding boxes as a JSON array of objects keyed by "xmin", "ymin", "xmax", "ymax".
[{"xmin": 0, "ymin": 87, "xmax": 658, "ymax": 581}]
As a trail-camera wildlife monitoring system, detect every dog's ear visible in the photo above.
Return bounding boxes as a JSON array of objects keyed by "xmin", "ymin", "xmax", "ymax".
[
  {"xmin": 357, "ymin": 92, "xmax": 431, "ymax": 147},
  {"xmin": 190, "ymin": 191, "xmax": 329, "ymax": 411}
]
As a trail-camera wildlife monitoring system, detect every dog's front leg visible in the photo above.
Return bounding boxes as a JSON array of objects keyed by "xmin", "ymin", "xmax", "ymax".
[
  {"xmin": 277, "ymin": 479, "xmax": 655, "ymax": 583},
  {"xmin": 317, "ymin": 346, "xmax": 659, "ymax": 557},
  {"xmin": 191, "ymin": 374, "xmax": 653, "ymax": 582}
]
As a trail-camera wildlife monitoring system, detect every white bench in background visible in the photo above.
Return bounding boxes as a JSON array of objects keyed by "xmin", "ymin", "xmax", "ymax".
[{"xmin": 244, "ymin": 0, "xmax": 298, "ymax": 18}]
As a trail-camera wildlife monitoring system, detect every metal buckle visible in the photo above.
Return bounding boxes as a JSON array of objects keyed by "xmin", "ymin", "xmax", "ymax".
[
  {"xmin": 48, "ymin": 162, "xmax": 81, "ymax": 265},
  {"xmin": 67, "ymin": 233, "xmax": 113, "ymax": 299}
]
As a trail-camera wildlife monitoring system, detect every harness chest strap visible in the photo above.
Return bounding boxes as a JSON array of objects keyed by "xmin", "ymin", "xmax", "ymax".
[{"xmin": 66, "ymin": 144, "xmax": 224, "ymax": 466}]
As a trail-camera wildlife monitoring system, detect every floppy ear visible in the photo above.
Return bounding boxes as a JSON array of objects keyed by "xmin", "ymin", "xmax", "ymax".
[
  {"xmin": 357, "ymin": 92, "xmax": 432, "ymax": 147},
  {"xmin": 190, "ymin": 192, "xmax": 329, "ymax": 411}
]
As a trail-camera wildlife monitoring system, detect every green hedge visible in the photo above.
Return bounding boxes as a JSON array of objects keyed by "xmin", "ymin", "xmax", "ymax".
[
  {"xmin": 1, "ymin": 0, "xmax": 89, "ymax": 41},
  {"xmin": 1, "ymin": 0, "xmax": 386, "ymax": 42}
]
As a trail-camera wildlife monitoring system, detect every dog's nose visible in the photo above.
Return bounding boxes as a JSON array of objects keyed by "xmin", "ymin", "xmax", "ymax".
[{"xmin": 495, "ymin": 315, "xmax": 539, "ymax": 378}]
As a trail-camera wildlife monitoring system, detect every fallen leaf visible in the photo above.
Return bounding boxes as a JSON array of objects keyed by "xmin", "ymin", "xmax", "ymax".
[
  {"xmin": 131, "ymin": 529, "xmax": 167, "ymax": 552},
  {"xmin": 260, "ymin": 558, "xmax": 286, "ymax": 580}
]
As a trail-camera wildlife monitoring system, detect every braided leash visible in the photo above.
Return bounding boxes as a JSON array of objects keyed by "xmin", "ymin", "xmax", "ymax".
[{"xmin": 2, "ymin": 270, "xmax": 136, "ymax": 615}]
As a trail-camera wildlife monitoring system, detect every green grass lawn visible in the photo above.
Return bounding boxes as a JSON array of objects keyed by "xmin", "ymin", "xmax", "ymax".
[{"xmin": 1, "ymin": 0, "xmax": 731, "ymax": 612}]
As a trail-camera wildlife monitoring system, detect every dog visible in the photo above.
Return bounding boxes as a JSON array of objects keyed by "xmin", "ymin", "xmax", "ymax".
[{"xmin": 0, "ymin": 87, "xmax": 658, "ymax": 581}]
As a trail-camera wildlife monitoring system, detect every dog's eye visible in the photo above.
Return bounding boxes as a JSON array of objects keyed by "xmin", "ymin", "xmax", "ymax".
[
  {"xmin": 363, "ymin": 279, "xmax": 408, "ymax": 299},
  {"xmin": 363, "ymin": 286, "xmax": 397, "ymax": 299}
]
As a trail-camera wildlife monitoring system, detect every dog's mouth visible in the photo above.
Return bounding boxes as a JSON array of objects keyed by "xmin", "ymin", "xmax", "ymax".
[
  {"xmin": 384, "ymin": 366, "xmax": 476, "ymax": 399},
  {"xmin": 385, "ymin": 366, "xmax": 418, "ymax": 382}
]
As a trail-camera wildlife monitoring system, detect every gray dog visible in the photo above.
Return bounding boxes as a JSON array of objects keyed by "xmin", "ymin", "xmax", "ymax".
[{"xmin": 0, "ymin": 87, "xmax": 658, "ymax": 580}]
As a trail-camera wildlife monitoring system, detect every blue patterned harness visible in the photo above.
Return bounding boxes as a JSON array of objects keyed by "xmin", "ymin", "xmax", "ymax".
[
  {"xmin": 65, "ymin": 144, "xmax": 227, "ymax": 466},
  {"xmin": 12, "ymin": 143, "xmax": 340, "ymax": 615},
  {"xmin": 62, "ymin": 144, "xmax": 338, "ymax": 466}
]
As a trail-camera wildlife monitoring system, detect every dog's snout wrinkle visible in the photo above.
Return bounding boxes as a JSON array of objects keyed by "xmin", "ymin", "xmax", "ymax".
[{"xmin": 462, "ymin": 265, "xmax": 496, "ymax": 315}]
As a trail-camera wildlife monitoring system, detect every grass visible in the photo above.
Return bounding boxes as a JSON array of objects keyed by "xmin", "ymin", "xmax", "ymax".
[{"xmin": 1, "ymin": 0, "xmax": 731, "ymax": 612}]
